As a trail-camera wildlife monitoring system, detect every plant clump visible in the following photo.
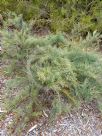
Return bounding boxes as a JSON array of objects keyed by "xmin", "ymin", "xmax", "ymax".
[{"xmin": 1, "ymin": 14, "xmax": 102, "ymax": 135}]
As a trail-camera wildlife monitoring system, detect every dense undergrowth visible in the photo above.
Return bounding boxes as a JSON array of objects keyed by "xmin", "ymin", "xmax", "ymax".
[
  {"xmin": 0, "ymin": 0, "xmax": 102, "ymax": 33},
  {"xmin": 0, "ymin": 14, "xmax": 102, "ymax": 135}
]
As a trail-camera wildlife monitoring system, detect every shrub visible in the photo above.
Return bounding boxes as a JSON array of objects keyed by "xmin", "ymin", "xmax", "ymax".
[{"xmin": 1, "ymin": 14, "xmax": 102, "ymax": 135}]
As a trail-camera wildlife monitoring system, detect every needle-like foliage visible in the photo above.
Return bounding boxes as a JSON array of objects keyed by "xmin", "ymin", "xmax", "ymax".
[{"xmin": 1, "ymin": 14, "xmax": 102, "ymax": 135}]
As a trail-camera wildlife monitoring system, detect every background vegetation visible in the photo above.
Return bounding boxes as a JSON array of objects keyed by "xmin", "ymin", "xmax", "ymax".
[{"xmin": 0, "ymin": 0, "xmax": 102, "ymax": 33}]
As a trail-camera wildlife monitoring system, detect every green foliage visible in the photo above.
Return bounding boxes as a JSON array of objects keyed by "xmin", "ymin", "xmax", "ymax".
[
  {"xmin": 1, "ymin": 14, "xmax": 102, "ymax": 135},
  {"xmin": 0, "ymin": 0, "xmax": 102, "ymax": 33}
]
